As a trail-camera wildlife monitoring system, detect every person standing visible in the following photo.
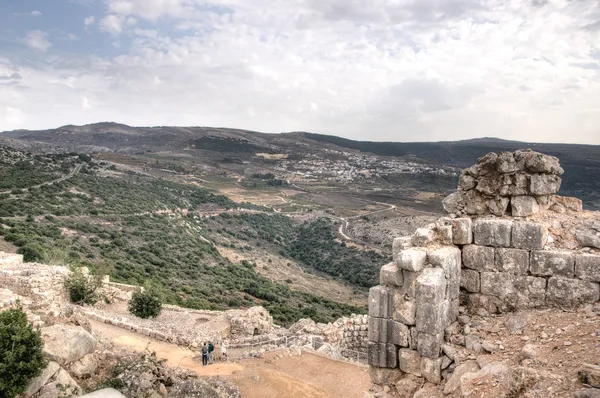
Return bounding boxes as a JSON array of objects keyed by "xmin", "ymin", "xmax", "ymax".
[
  {"xmin": 208, "ymin": 341, "xmax": 214, "ymax": 364},
  {"xmin": 201, "ymin": 342, "xmax": 209, "ymax": 366}
]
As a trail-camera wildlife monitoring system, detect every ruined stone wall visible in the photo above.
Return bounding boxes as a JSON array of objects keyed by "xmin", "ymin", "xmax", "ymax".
[{"xmin": 0, "ymin": 260, "xmax": 69, "ymax": 308}]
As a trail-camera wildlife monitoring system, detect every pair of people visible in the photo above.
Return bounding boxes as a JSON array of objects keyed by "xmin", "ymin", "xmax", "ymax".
[{"xmin": 201, "ymin": 341, "xmax": 214, "ymax": 366}]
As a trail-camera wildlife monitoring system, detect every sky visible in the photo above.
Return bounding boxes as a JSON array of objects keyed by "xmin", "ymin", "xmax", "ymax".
[{"xmin": 0, "ymin": 0, "xmax": 599, "ymax": 144}]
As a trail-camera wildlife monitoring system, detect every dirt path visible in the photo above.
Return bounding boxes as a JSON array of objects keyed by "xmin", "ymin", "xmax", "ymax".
[{"xmin": 89, "ymin": 319, "xmax": 370, "ymax": 398}]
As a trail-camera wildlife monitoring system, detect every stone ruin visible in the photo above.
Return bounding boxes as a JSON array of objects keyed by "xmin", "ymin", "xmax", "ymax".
[{"xmin": 368, "ymin": 150, "xmax": 600, "ymax": 390}]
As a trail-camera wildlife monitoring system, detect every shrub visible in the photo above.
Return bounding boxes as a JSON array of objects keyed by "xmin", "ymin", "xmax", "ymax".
[
  {"xmin": 129, "ymin": 289, "xmax": 162, "ymax": 319},
  {"xmin": 65, "ymin": 267, "xmax": 101, "ymax": 305},
  {"xmin": 0, "ymin": 306, "xmax": 47, "ymax": 398},
  {"xmin": 17, "ymin": 245, "xmax": 43, "ymax": 262}
]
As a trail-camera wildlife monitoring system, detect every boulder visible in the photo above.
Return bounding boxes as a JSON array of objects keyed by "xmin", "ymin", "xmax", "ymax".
[
  {"xmin": 511, "ymin": 196, "xmax": 539, "ymax": 217},
  {"xmin": 37, "ymin": 368, "xmax": 81, "ymax": 398},
  {"xmin": 530, "ymin": 174, "xmax": 562, "ymax": 195},
  {"xmin": 380, "ymin": 263, "xmax": 404, "ymax": 287},
  {"xmin": 396, "ymin": 249, "xmax": 427, "ymax": 272},
  {"xmin": 459, "ymin": 363, "xmax": 538, "ymax": 398},
  {"xmin": 394, "ymin": 374, "xmax": 421, "ymax": 398},
  {"xmin": 420, "ymin": 356, "xmax": 443, "ymax": 384},
  {"xmin": 69, "ymin": 353, "xmax": 98, "ymax": 379},
  {"xmin": 399, "ymin": 349, "xmax": 422, "ymax": 376},
  {"xmin": 41, "ymin": 325, "xmax": 97, "ymax": 365},
  {"xmin": 369, "ymin": 367, "xmax": 403, "ymax": 386},
  {"xmin": 443, "ymin": 192, "xmax": 460, "ymax": 214},
  {"xmin": 443, "ymin": 360, "xmax": 479, "ymax": 394},
  {"xmin": 25, "ymin": 361, "xmax": 60, "ymax": 397},
  {"xmin": 579, "ymin": 363, "xmax": 600, "ymax": 388}
]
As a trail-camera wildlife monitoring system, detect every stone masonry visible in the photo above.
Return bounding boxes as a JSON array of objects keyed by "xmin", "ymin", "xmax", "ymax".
[{"xmin": 369, "ymin": 150, "xmax": 600, "ymax": 387}]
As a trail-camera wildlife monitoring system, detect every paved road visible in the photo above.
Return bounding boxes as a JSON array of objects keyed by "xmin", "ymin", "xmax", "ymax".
[{"xmin": 0, "ymin": 163, "xmax": 83, "ymax": 195}]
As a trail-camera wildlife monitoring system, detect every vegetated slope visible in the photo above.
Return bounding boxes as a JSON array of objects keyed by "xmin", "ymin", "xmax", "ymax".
[
  {"xmin": 304, "ymin": 133, "xmax": 600, "ymax": 209},
  {"xmin": 0, "ymin": 147, "xmax": 365, "ymax": 325}
]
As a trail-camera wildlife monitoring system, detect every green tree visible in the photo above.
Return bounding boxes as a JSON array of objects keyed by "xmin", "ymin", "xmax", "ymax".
[
  {"xmin": 129, "ymin": 287, "xmax": 162, "ymax": 319},
  {"xmin": 65, "ymin": 267, "xmax": 101, "ymax": 305},
  {"xmin": 0, "ymin": 306, "xmax": 47, "ymax": 398}
]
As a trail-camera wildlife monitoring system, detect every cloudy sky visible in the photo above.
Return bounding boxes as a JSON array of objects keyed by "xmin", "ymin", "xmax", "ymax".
[{"xmin": 0, "ymin": 0, "xmax": 599, "ymax": 143}]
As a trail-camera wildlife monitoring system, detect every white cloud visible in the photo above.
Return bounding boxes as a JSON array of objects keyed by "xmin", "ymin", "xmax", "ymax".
[
  {"xmin": 100, "ymin": 15, "xmax": 124, "ymax": 34},
  {"xmin": 84, "ymin": 16, "xmax": 95, "ymax": 27},
  {"xmin": 30, "ymin": 10, "xmax": 42, "ymax": 17},
  {"xmin": 22, "ymin": 31, "xmax": 52, "ymax": 52}
]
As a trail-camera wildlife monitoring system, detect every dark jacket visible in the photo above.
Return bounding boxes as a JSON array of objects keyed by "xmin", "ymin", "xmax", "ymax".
[{"xmin": 208, "ymin": 343, "xmax": 214, "ymax": 353}]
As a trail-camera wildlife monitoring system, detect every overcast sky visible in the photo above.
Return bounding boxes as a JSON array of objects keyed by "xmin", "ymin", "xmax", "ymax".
[{"xmin": 0, "ymin": 0, "xmax": 599, "ymax": 143}]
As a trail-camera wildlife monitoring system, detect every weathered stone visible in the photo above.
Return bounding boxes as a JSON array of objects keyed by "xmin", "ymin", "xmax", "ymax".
[
  {"xmin": 412, "ymin": 228, "xmax": 436, "ymax": 246},
  {"xmin": 449, "ymin": 218, "xmax": 472, "ymax": 245},
  {"xmin": 576, "ymin": 254, "xmax": 600, "ymax": 282},
  {"xmin": 573, "ymin": 388, "xmax": 600, "ymax": 398},
  {"xmin": 396, "ymin": 249, "xmax": 427, "ymax": 272},
  {"xmin": 392, "ymin": 290, "xmax": 416, "ymax": 325},
  {"xmin": 462, "ymin": 190, "xmax": 488, "ymax": 215},
  {"xmin": 421, "ymin": 356, "xmax": 443, "ymax": 384},
  {"xmin": 370, "ymin": 367, "xmax": 403, "ymax": 386},
  {"xmin": 417, "ymin": 332, "xmax": 443, "ymax": 359},
  {"xmin": 473, "ymin": 219, "xmax": 512, "ymax": 247},
  {"xmin": 577, "ymin": 230, "xmax": 600, "ymax": 249},
  {"xmin": 443, "ymin": 192, "xmax": 460, "ymax": 214},
  {"xmin": 443, "ymin": 360, "xmax": 479, "ymax": 394},
  {"xmin": 41, "ymin": 325, "xmax": 97, "ymax": 365},
  {"xmin": 394, "ymin": 375, "xmax": 421, "ymax": 398},
  {"xmin": 380, "ymin": 263, "xmax": 404, "ymax": 287},
  {"xmin": 459, "ymin": 172, "xmax": 478, "ymax": 190},
  {"xmin": 416, "ymin": 268, "xmax": 446, "ymax": 335},
  {"xmin": 530, "ymin": 174, "xmax": 562, "ymax": 195},
  {"xmin": 69, "ymin": 354, "xmax": 98, "ymax": 379},
  {"xmin": 441, "ymin": 344, "xmax": 458, "ymax": 361},
  {"xmin": 463, "ymin": 245, "xmax": 494, "ymax": 271},
  {"xmin": 460, "ymin": 269, "xmax": 480, "ymax": 293},
  {"xmin": 530, "ymin": 250, "xmax": 574, "ymax": 277},
  {"xmin": 511, "ymin": 221, "xmax": 548, "ymax": 250},
  {"xmin": 428, "ymin": 247, "xmax": 461, "ymax": 300},
  {"xmin": 392, "ymin": 237, "xmax": 413, "ymax": 258},
  {"xmin": 579, "ymin": 363, "xmax": 600, "ymax": 388},
  {"xmin": 79, "ymin": 389, "xmax": 127, "ymax": 398},
  {"xmin": 519, "ymin": 344, "xmax": 539, "ymax": 360},
  {"xmin": 37, "ymin": 368, "xmax": 81, "ymax": 398},
  {"xmin": 553, "ymin": 196, "xmax": 583, "ymax": 212},
  {"xmin": 523, "ymin": 152, "xmax": 563, "ymax": 174},
  {"xmin": 497, "ymin": 152, "xmax": 520, "ymax": 173},
  {"xmin": 494, "ymin": 248, "xmax": 529, "ymax": 274},
  {"xmin": 367, "ymin": 342, "xmax": 398, "ymax": 368},
  {"xmin": 511, "ymin": 196, "xmax": 539, "ymax": 217},
  {"xmin": 369, "ymin": 286, "xmax": 391, "ymax": 319},
  {"xmin": 546, "ymin": 277, "xmax": 599, "ymax": 306},
  {"xmin": 368, "ymin": 317, "xmax": 387, "ymax": 343},
  {"xmin": 25, "ymin": 361, "xmax": 61, "ymax": 397},
  {"xmin": 486, "ymin": 197, "xmax": 510, "ymax": 217},
  {"xmin": 388, "ymin": 320, "xmax": 410, "ymax": 347},
  {"xmin": 399, "ymin": 349, "xmax": 422, "ymax": 376},
  {"xmin": 409, "ymin": 327, "xmax": 418, "ymax": 350},
  {"xmin": 476, "ymin": 177, "xmax": 502, "ymax": 196},
  {"xmin": 480, "ymin": 272, "xmax": 516, "ymax": 297}
]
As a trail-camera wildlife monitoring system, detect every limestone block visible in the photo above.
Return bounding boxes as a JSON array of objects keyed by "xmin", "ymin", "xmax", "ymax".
[
  {"xmin": 416, "ymin": 268, "xmax": 446, "ymax": 335},
  {"xmin": 576, "ymin": 254, "xmax": 600, "ymax": 282},
  {"xmin": 400, "ymin": 271, "xmax": 419, "ymax": 298},
  {"xmin": 428, "ymin": 247, "xmax": 461, "ymax": 300},
  {"xmin": 69, "ymin": 354, "xmax": 98, "ymax": 379},
  {"xmin": 462, "ymin": 190, "xmax": 488, "ymax": 215},
  {"xmin": 396, "ymin": 249, "xmax": 427, "ymax": 272},
  {"xmin": 369, "ymin": 286, "xmax": 392, "ymax": 319},
  {"xmin": 462, "ymin": 245, "xmax": 494, "ymax": 271},
  {"xmin": 450, "ymin": 218, "xmax": 473, "ymax": 245},
  {"xmin": 460, "ymin": 269, "xmax": 481, "ymax": 293},
  {"xmin": 417, "ymin": 332, "xmax": 443, "ymax": 359},
  {"xmin": 392, "ymin": 289, "xmax": 416, "ymax": 325},
  {"xmin": 79, "ymin": 389, "xmax": 127, "ymax": 398},
  {"xmin": 369, "ymin": 367, "xmax": 403, "ymax": 386},
  {"xmin": 480, "ymin": 272, "xmax": 516, "ymax": 297},
  {"xmin": 512, "ymin": 221, "xmax": 548, "ymax": 250},
  {"xmin": 497, "ymin": 152, "xmax": 520, "ymax": 173},
  {"xmin": 473, "ymin": 219, "xmax": 513, "ymax": 247},
  {"xmin": 380, "ymin": 263, "xmax": 404, "ymax": 287},
  {"xmin": 530, "ymin": 250, "xmax": 575, "ymax": 277},
  {"xmin": 459, "ymin": 172, "xmax": 478, "ymax": 190},
  {"xmin": 25, "ymin": 361, "xmax": 60, "ymax": 397},
  {"xmin": 436, "ymin": 225, "xmax": 453, "ymax": 245},
  {"xmin": 486, "ymin": 197, "xmax": 510, "ymax": 217},
  {"xmin": 530, "ymin": 174, "xmax": 562, "ymax": 195},
  {"xmin": 388, "ymin": 319, "xmax": 410, "ymax": 347},
  {"xmin": 521, "ymin": 276, "xmax": 547, "ymax": 307},
  {"xmin": 399, "ymin": 349, "xmax": 422, "ymax": 376},
  {"xmin": 368, "ymin": 317, "xmax": 387, "ymax": 343},
  {"xmin": 409, "ymin": 327, "xmax": 418, "ymax": 350},
  {"xmin": 392, "ymin": 236, "xmax": 413, "ymax": 259},
  {"xmin": 553, "ymin": 196, "xmax": 583, "ymax": 212},
  {"xmin": 546, "ymin": 277, "xmax": 600, "ymax": 306},
  {"xmin": 494, "ymin": 248, "xmax": 529, "ymax": 274},
  {"xmin": 37, "ymin": 368, "xmax": 80, "ymax": 398},
  {"xmin": 41, "ymin": 325, "xmax": 97, "ymax": 365},
  {"xmin": 523, "ymin": 152, "xmax": 563, "ymax": 174},
  {"xmin": 443, "ymin": 192, "xmax": 460, "ymax": 214},
  {"xmin": 420, "ymin": 356, "xmax": 443, "ymax": 384},
  {"xmin": 511, "ymin": 196, "xmax": 540, "ymax": 217}
]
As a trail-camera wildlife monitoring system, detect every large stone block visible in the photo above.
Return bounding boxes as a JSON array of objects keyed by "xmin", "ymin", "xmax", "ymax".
[
  {"xmin": 368, "ymin": 342, "xmax": 398, "ymax": 368},
  {"xmin": 546, "ymin": 277, "xmax": 600, "ymax": 306},
  {"xmin": 494, "ymin": 248, "xmax": 529, "ymax": 274},
  {"xmin": 392, "ymin": 289, "xmax": 416, "ymax": 325},
  {"xmin": 41, "ymin": 325, "xmax": 97, "ymax": 366},
  {"xmin": 369, "ymin": 286, "xmax": 392, "ymax": 318},
  {"xmin": 428, "ymin": 247, "xmax": 461, "ymax": 300},
  {"xmin": 388, "ymin": 320, "xmax": 410, "ymax": 347},
  {"xmin": 480, "ymin": 272, "xmax": 516, "ymax": 297},
  {"xmin": 399, "ymin": 349, "xmax": 422, "ymax": 376},
  {"xmin": 530, "ymin": 174, "xmax": 562, "ymax": 195},
  {"xmin": 511, "ymin": 221, "xmax": 548, "ymax": 250},
  {"xmin": 462, "ymin": 245, "xmax": 494, "ymax": 271},
  {"xmin": 396, "ymin": 249, "xmax": 427, "ymax": 272},
  {"xmin": 511, "ymin": 196, "xmax": 540, "ymax": 217},
  {"xmin": 449, "ymin": 218, "xmax": 473, "ymax": 245},
  {"xmin": 368, "ymin": 317, "xmax": 387, "ymax": 343},
  {"xmin": 576, "ymin": 254, "xmax": 600, "ymax": 282},
  {"xmin": 393, "ymin": 237, "xmax": 413, "ymax": 259},
  {"xmin": 416, "ymin": 332, "xmax": 443, "ymax": 359},
  {"xmin": 420, "ymin": 357, "xmax": 443, "ymax": 384},
  {"xmin": 473, "ymin": 219, "xmax": 513, "ymax": 247},
  {"xmin": 369, "ymin": 367, "xmax": 403, "ymax": 386},
  {"xmin": 415, "ymin": 268, "xmax": 446, "ymax": 335},
  {"xmin": 412, "ymin": 228, "xmax": 436, "ymax": 246},
  {"xmin": 380, "ymin": 263, "xmax": 404, "ymax": 287},
  {"xmin": 460, "ymin": 269, "xmax": 481, "ymax": 293},
  {"xmin": 530, "ymin": 250, "xmax": 574, "ymax": 277}
]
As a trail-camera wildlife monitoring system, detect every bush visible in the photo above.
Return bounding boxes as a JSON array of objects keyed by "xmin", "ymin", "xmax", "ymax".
[
  {"xmin": 17, "ymin": 245, "xmax": 43, "ymax": 262},
  {"xmin": 129, "ymin": 289, "xmax": 162, "ymax": 319},
  {"xmin": 0, "ymin": 306, "xmax": 47, "ymax": 398},
  {"xmin": 65, "ymin": 267, "xmax": 101, "ymax": 305}
]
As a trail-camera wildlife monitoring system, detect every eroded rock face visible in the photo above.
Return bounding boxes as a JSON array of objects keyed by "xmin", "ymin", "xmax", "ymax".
[{"xmin": 443, "ymin": 150, "xmax": 579, "ymax": 217}]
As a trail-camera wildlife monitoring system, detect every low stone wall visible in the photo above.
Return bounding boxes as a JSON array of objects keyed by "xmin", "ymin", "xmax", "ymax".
[
  {"xmin": 340, "ymin": 314, "xmax": 369, "ymax": 352},
  {"xmin": 0, "ymin": 262, "xmax": 68, "ymax": 309},
  {"xmin": 0, "ymin": 252, "xmax": 23, "ymax": 268}
]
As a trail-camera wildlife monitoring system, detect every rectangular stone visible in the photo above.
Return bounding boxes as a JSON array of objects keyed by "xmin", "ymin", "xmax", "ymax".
[
  {"xmin": 416, "ymin": 268, "xmax": 446, "ymax": 335},
  {"xmin": 480, "ymin": 272, "xmax": 516, "ymax": 297},
  {"xmin": 521, "ymin": 276, "xmax": 547, "ymax": 307},
  {"xmin": 380, "ymin": 263, "xmax": 404, "ymax": 287},
  {"xmin": 399, "ymin": 349, "xmax": 422, "ymax": 376},
  {"xmin": 400, "ymin": 270, "xmax": 419, "ymax": 298},
  {"xmin": 473, "ymin": 219, "xmax": 513, "ymax": 247},
  {"xmin": 575, "ymin": 254, "xmax": 600, "ymax": 282},
  {"xmin": 392, "ymin": 237, "xmax": 413, "ymax": 259},
  {"xmin": 428, "ymin": 247, "xmax": 461, "ymax": 300},
  {"xmin": 462, "ymin": 245, "xmax": 494, "ymax": 271},
  {"xmin": 392, "ymin": 289, "xmax": 416, "ymax": 325},
  {"xmin": 546, "ymin": 277, "xmax": 600, "ymax": 306},
  {"xmin": 451, "ymin": 218, "xmax": 473, "ymax": 245},
  {"xmin": 388, "ymin": 320, "xmax": 410, "ymax": 347},
  {"xmin": 511, "ymin": 221, "xmax": 548, "ymax": 250},
  {"xmin": 530, "ymin": 250, "xmax": 574, "ymax": 277},
  {"xmin": 396, "ymin": 249, "xmax": 427, "ymax": 272},
  {"xmin": 368, "ymin": 317, "xmax": 387, "ymax": 342},
  {"xmin": 494, "ymin": 248, "xmax": 529, "ymax": 274},
  {"xmin": 511, "ymin": 196, "xmax": 539, "ymax": 217},
  {"xmin": 421, "ymin": 357, "xmax": 443, "ymax": 384},
  {"xmin": 409, "ymin": 327, "xmax": 418, "ymax": 350},
  {"xmin": 368, "ymin": 342, "xmax": 396, "ymax": 368},
  {"xmin": 460, "ymin": 269, "xmax": 480, "ymax": 293},
  {"xmin": 417, "ymin": 332, "xmax": 443, "ymax": 359},
  {"xmin": 369, "ymin": 286, "xmax": 392, "ymax": 318}
]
